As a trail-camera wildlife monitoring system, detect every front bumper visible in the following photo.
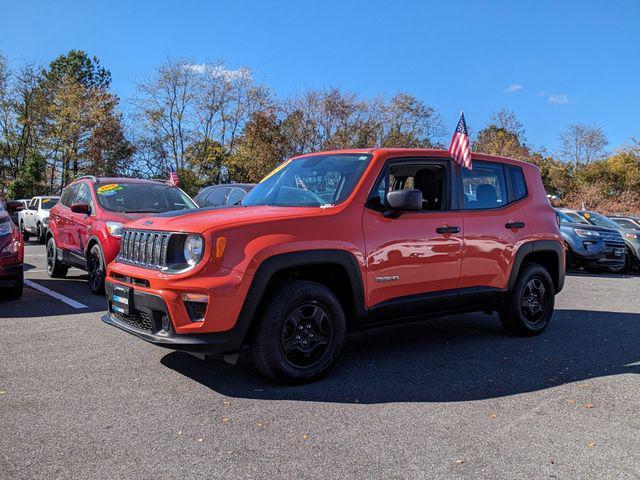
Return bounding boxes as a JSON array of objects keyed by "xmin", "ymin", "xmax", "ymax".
[
  {"xmin": 102, "ymin": 280, "xmax": 246, "ymax": 354},
  {"xmin": 572, "ymin": 245, "xmax": 626, "ymax": 268}
]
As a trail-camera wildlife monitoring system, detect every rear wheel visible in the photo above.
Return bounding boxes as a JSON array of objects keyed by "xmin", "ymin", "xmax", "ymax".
[
  {"xmin": 37, "ymin": 223, "xmax": 46, "ymax": 244},
  {"xmin": 46, "ymin": 236, "xmax": 68, "ymax": 278},
  {"xmin": 499, "ymin": 263, "xmax": 555, "ymax": 336},
  {"xmin": 251, "ymin": 280, "xmax": 346, "ymax": 384},
  {"xmin": 20, "ymin": 221, "xmax": 30, "ymax": 241},
  {"xmin": 87, "ymin": 243, "xmax": 106, "ymax": 295}
]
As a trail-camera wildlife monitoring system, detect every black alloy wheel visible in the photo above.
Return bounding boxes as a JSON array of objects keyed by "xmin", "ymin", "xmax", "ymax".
[
  {"xmin": 279, "ymin": 303, "xmax": 333, "ymax": 369},
  {"xmin": 520, "ymin": 277, "xmax": 548, "ymax": 325},
  {"xmin": 87, "ymin": 244, "xmax": 106, "ymax": 295}
]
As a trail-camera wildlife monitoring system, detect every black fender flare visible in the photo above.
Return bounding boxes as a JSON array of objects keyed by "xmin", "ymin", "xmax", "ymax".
[
  {"xmin": 231, "ymin": 249, "xmax": 367, "ymax": 349},
  {"xmin": 508, "ymin": 240, "xmax": 565, "ymax": 293}
]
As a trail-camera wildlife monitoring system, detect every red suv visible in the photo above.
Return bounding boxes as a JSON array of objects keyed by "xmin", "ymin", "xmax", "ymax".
[
  {"xmin": 47, "ymin": 176, "xmax": 197, "ymax": 294},
  {"xmin": 0, "ymin": 198, "xmax": 24, "ymax": 301},
  {"xmin": 102, "ymin": 149, "xmax": 565, "ymax": 383}
]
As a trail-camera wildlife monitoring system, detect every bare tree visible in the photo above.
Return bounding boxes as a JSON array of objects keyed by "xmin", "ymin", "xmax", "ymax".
[
  {"xmin": 133, "ymin": 58, "xmax": 198, "ymax": 171},
  {"xmin": 559, "ymin": 123, "xmax": 608, "ymax": 166},
  {"xmin": 490, "ymin": 109, "xmax": 526, "ymax": 142}
]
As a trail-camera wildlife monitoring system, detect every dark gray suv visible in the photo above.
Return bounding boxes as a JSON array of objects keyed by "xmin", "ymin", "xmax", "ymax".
[{"xmin": 556, "ymin": 209, "xmax": 626, "ymax": 273}]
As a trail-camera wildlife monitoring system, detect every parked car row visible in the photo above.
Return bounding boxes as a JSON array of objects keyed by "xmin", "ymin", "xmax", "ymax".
[
  {"xmin": 1, "ymin": 181, "xmax": 255, "ymax": 301},
  {"xmin": 2, "ymin": 150, "xmax": 637, "ymax": 382},
  {"xmin": 556, "ymin": 208, "xmax": 640, "ymax": 274}
]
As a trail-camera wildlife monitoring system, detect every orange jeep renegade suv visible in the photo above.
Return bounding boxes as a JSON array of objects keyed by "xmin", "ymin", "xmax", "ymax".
[{"xmin": 103, "ymin": 149, "xmax": 565, "ymax": 383}]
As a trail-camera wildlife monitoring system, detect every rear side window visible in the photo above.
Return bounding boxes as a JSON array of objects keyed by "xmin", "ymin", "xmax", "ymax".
[
  {"xmin": 199, "ymin": 187, "xmax": 228, "ymax": 207},
  {"xmin": 226, "ymin": 187, "xmax": 246, "ymax": 206},
  {"xmin": 508, "ymin": 166, "xmax": 527, "ymax": 201},
  {"xmin": 462, "ymin": 162, "xmax": 507, "ymax": 209}
]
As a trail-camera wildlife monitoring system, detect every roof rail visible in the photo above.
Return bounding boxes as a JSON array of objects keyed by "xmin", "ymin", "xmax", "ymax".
[{"xmin": 76, "ymin": 175, "xmax": 99, "ymax": 183}]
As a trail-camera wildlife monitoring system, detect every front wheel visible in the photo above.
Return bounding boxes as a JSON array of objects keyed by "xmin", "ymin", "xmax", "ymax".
[
  {"xmin": 609, "ymin": 251, "xmax": 631, "ymax": 274},
  {"xmin": 499, "ymin": 263, "xmax": 555, "ymax": 336},
  {"xmin": 46, "ymin": 236, "xmax": 68, "ymax": 278},
  {"xmin": 87, "ymin": 243, "xmax": 106, "ymax": 295},
  {"xmin": 251, "ymin": 280, "xmax": 346, "ymax": 384}
]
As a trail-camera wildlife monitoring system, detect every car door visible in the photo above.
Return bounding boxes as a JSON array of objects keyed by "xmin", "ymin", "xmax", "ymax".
[
  {"xmin": 26, "ymin": 198, "xmax": 38, "ymax": 232},
  {"xmin": 459, "ymin": 161, "xmax": 529, "ymax": 292},
  {"xmin": 67, "ymin": 182, "xmax": 94, "ymax": 257},
  {"xmin": 56, "ymin": 184, "xmax": 80, "ymax": 252},
  {"xmin": 362, "ymin": 158, "xmax": 464, "ymax": 311}
]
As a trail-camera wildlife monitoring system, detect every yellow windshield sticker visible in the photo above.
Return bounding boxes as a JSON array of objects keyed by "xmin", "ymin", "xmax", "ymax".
[
  {"xmin": 42, "ymin": 198, "xmax": 51, "ymax": 203},
  {"xmin": 584, "ymin": 212, "xmax": 591, "ymax": 219},
  {"xmin": 97, "ymin": 184, "xmax": 123, "ymax": 196},
  {"xmin": 260, "ymin": 159, "xmax": 292, "ymax": 182}
]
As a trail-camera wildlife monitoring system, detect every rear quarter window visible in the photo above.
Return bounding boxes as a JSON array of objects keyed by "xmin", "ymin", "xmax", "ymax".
[{"xmin": 508, "ymin": 166, "xmax": 528, "ymax": 201}]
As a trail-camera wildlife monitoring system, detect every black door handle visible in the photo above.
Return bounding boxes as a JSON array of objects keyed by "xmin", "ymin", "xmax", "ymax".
[
  {"xmin": 436, "ymin": 226, "xmax": 460, "ymax": 234},
  {"xmin": 505, "ymin": 221, "xmax": 526, "ymax": 229}
]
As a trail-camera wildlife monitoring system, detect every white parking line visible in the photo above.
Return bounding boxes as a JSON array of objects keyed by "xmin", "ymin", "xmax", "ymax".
[{"xmin": 24, "ymin": 280, "xmax": 88, "ymax": 309}]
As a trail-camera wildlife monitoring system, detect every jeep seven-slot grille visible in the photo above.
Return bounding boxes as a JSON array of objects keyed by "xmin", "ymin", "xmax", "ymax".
[
  {"xmin": 600, "ymin": 230, "xmax": 625, "ymax": 247},
  {"xmin": 119, "ymin": 229, "xmax": 170, "ymax": 269}
]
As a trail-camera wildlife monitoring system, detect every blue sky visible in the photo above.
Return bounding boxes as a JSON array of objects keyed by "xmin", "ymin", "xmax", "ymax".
[{"xmin": 1, "ymin": 0, "xmax": 639, "ymax": 152}]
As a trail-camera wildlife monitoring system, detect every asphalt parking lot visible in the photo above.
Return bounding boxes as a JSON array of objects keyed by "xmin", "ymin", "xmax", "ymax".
[{"xmin": 1, "ymin": 243, "xmax": 639, "ymax": 479}]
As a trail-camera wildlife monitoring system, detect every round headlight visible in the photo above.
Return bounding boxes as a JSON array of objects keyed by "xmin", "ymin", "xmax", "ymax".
[{"xmin": 183, "ymin": 234, "xmax": 204, "ymax": 266}]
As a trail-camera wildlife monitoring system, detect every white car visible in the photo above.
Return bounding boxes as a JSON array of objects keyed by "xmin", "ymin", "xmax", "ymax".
[{"xmin": 18, "ymin": 196, "xmax": 60, "ymax": 244}]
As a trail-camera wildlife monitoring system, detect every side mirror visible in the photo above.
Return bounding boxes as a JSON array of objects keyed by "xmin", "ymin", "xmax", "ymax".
[
  {"xmin": 70, "ymin": 203, "xmax": 91, "ymax": 215},
  {"xmin": 386, "ymin": 189, "xmax": 423, "ymax": 213},
  {"xmin": 6, "ymin": 201, "xmax": 24, "ymax": 213}
]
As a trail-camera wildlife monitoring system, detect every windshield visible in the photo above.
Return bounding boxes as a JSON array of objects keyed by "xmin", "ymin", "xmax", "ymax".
[
  {"xmin": 41, "ymin": 198, "xmax": 59, "ymax": 210},
  {"xmin": 556, "ymin": 210, "xmax": 588, "ymax": 224},
  {"xmin": 580, "ymin": 211, "xmax": 620, "ymax": 229},
  {"xmin": 242, "ymin": 154, "xmax": 372, "ymax": 207},
  {"xmin": 95, "ymin": 183, "xmax": 196, "ymax": 213}
]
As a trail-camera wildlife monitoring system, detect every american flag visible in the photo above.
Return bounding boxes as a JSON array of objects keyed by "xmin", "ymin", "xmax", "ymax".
[
  {"xmin": 167, "ymin": 169, "xmax": 180, "ymax": 187},
  {"xmin": 449, "ymin": 112, "xmax": 472, "ymax": 170}
]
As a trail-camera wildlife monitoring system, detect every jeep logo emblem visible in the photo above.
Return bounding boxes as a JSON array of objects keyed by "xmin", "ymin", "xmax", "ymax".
[{"xmin": 142, "ymin": 220, "xmax": 154, "ymax": 226}]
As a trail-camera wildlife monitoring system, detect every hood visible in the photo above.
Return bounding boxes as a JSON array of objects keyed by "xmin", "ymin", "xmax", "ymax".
[
  {"xmin": 561, "ymin": 222, "xmax": 619, "ymax": 233},
  {"xmin": 108, "ymin": 211, "xmax": 163, "ymax": 225},
  {"xmin": 125, "ymin": 205, "xmax": 323, "ymax": 233}
]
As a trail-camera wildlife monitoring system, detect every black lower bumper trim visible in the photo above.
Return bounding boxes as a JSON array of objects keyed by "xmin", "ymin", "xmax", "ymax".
[{"xmin": 102, "ymin": 280, "xmax": 245, "ymax": 355}]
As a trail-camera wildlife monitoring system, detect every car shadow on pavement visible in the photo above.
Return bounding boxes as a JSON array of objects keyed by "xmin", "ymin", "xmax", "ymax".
[
  {"xmin": 161, "ymin": 309, "xmax": 640, "ymax": 403},
  {"xmin": 0, "ymin": 278, "xmax": 105, "ymax": 317}
]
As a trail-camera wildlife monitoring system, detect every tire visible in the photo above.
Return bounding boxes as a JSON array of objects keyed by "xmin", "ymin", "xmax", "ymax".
[
  {"xmin": 46, "ymin": 236, "xmax": 68, "ymax": 278},
  {"xmin": 499, "ymin": 263, "xmax": 555, "ymax": 336},
  {"xmin": 21, "ymin": 221, "xmax": 30, "ymax": 241},
  {"xmin": 616, "ymin": 250, "xmax": 632, "ymax": 275},
  {"xmin": 87, "ymin": 243, "xmax": 106, "ymax": 295},
  {"xmin": 565, "ymin": 248, "xmax": 574, "ymax": 271},
  {"xmin": 251, "ymin": 280, "xmax": 346, "ymax": 384},
  {"xmin": 0, "ymin": 272, "xmax": 23, "ymax": 301},
  {"xmin": 37, "ymin": 223, "xmax": 46, "ymax": 244}
]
